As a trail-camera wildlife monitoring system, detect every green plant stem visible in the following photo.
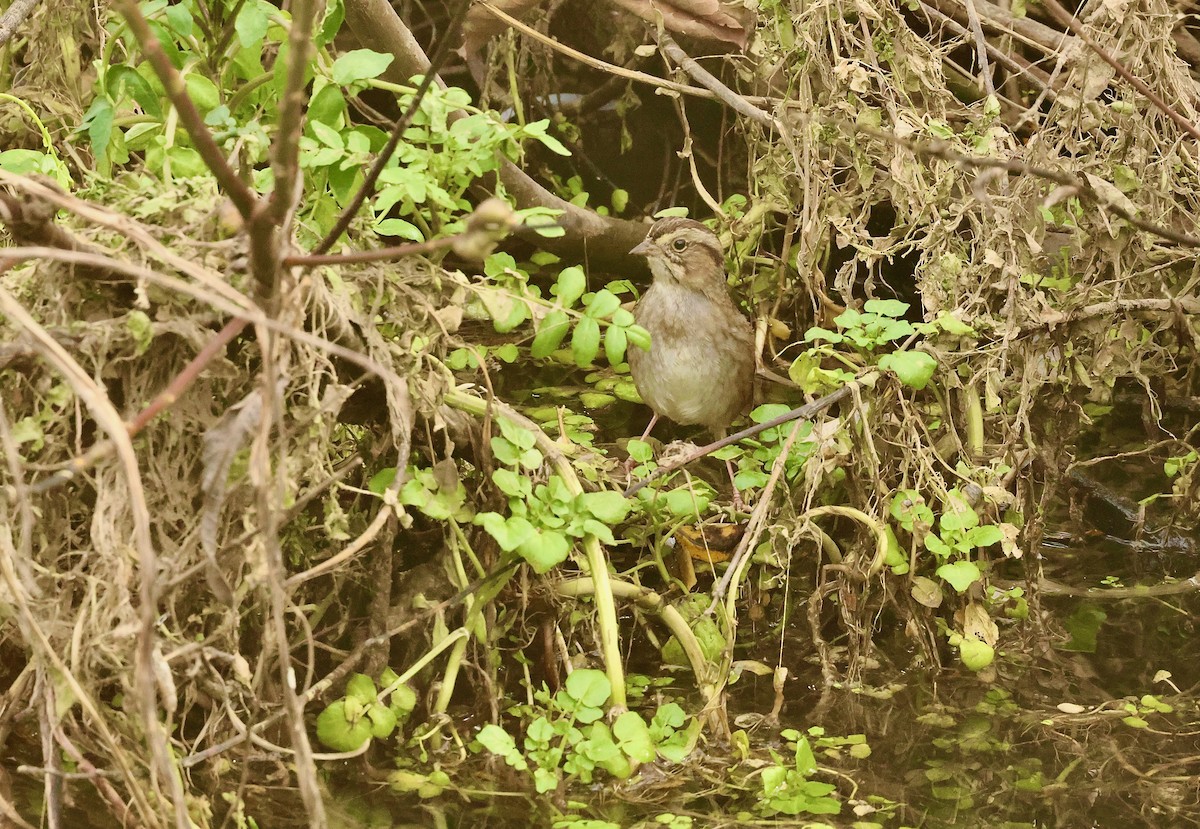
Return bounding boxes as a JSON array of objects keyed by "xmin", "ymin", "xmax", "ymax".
[
  {"xmin": 963, "ymin": 383, "xmax": 984, "ymax": 457},
  {"xmin": 556, "ymin": 578, "xmax": 719, "ymax": 711},
  {"xmin": 799, "ymin": 506, "xmax": 891, "ymax": 576},
  {"xmin": 383, "ymin": 626, "xmax": 470, "ymax": 690},
  {"xmin": 430, "ymin": 633, "xmax": 470, "ymax": 749},
  {"xmin": 444, "ymin": 388, "xmax": 627, "ymax": 709}
]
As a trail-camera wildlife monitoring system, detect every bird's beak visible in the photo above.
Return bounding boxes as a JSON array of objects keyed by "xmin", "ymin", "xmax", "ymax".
[{"xmin": 629, "ymin": 238, "xmax": 652, "ymax": 256}]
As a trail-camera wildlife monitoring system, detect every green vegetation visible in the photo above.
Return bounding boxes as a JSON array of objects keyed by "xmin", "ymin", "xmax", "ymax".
[{"xmin": 0, "ymin": 0, "xmax": 1197, "ymax": 827}]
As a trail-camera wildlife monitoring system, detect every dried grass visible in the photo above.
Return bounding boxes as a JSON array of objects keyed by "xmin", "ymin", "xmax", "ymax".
[{"xmin": 1, "ymin": 0, "xmax": 1199, "ymax": 824}]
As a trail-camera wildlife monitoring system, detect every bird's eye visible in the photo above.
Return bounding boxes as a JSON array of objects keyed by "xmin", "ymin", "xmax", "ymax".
[{"xmin": 672, "ymin": 238, "xmax": 688, "ymax": 251}]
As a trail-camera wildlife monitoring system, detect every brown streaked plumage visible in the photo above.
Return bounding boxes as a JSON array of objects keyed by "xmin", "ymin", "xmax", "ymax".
[{"xmin": 627, "ymin": 218, "xmax": 755, "ymax": 443}]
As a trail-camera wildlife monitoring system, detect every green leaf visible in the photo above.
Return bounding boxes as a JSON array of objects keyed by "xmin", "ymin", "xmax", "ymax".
[
  {"xmin": 164, "ymin": 4, "xmax": 193, "ymax": 36},
  {"xmin": 878, "ymin": 351, "xmax": 937, "ymax": 390},
  {"xmin": 475, "ymin": 513, "xmax": 535, "ymax": 552},
  {"xmin": 367, "ymin": 467, "xmax": 396, "ymax": 495},
  {"xmin": 387, "ymin": 683, "xmax": 417, "ymax": 718},
  {"xmin": 126, "ymin": 310, "xmax": 153, "ymax": 355},
  {"xmin": 518, "ymin": 447, "xmax": 543, "ymax": 470},
  {"xmin": 750, "ymin": 403, "xmax": 790, "ymax": 424},
  {"xmin": 957, "ymin": 638, "xmax": 994, "ymax": 671},
  {"xmin": 475, "ymin": 723, "xmax": 522, "ymax": 762},
  {"xmin": 794, "ymin": 735, "xmax": 817, "ymax": 775},
  {"xmin": 366, "ymin": 702, "xmax": 398, "ymax": 738},
  {"xmin": 1062, "ymin": 605, "xmax": 1107, "ymax": 652},
  {"xmin": 490, "ymin": 436, "xmax": 520, "ymax": 466},
  {"xmin": 882, "ymin": 526, "xmax": 905, "ymax": 567},
  {"xmin": 863, "ymin": 298, "xmax": 909, "ymax": 318},
  {"xmin": 309, "ymin": 119, "xmax": 344, "ymax": 149},
  {"xmin": 531, "ymin": 309, "xmax": 570, "ymax": 358},
  {"xmin": 804, "ymin": 326, "xmax": 843, "ymax": 344},
  {"xmin": 627, "ymin": 439, "xmax": 653, "ymax": 463},
  {"xmin": 564, "ymin": 669, "xmax": 612, "ymax": 708},
  {"xmin": 665, "ymin": 487, "xmax": 710, "ymax": 517},
  {"xmin": 235, "ymin": 1, "xmax": 271, "ymax": 47},
  {"xmin": 580, "ymin": 518, "xmax": 616, "ymax": 545},
  {"xmin": 316, "ymin": 700, "xmax": 373, "ymax": 751},
  {"xmin": 533, "ymin": 767, "xmax": 559, "ymax": 793},
  {"xmin": 184, "ymin": 74, "xmax": 220, "ymax": 113},
  {"xmin": 613, "ymin": 712, "xmax": 655, "ymax": 763},
  {"xmin": 584, "ymin": 289, "xmax": 621, "ymax": 319},
  {"xmin": 966, "ymin": 525, "xmax": 1003, "ymax": 548},
  {"xmin": 936, "ymin": 560, "xmax": 981, "ymax": 592},
  {"xmin": 345, "ymin": 673, "xmax": 377, "ymax": 703},
  {"xmin": 517, "ymin": 529, "xmax": 571, "ymax": 573},
  {"xmin": 165, "ymin": 146, "xmax": 206, "ymax": 178},
  {"xmin": 496, "ymin": 415, "xmax": 535, "ymax": 450},
  {"xmin": 85, "ymin": 98, "xmax": 114, "ymax": 168},
  {"xmin": 571, "ymin": 316, "xmax": 601, "ymax": 367},
  {"xmin": 604, "ymin": 325, "xmax": 627, "ymax": 366},
  {"xmin": 522, "ymin": 119, "xmax": 571, "ymax": 156},
  {"xmin": 106, "ymin": 65, "xmax": 161, "ymax": 118},
  {"xmin": 626, "ymin": 324, "xmax": 652, "ymax": 352},
  {"xmin": 554, "ymin": 266, "xmax": 587, "ymax": 306},
  {"xmin": 332, "ymin": 49, "xmax": 395, "ymax": 85},
  {"xmin": 925, "ymin": 533, "xmax": 950, "ymax": 558},
  {"xmin": 308, "ymin": 83, "xmax": 346, "ymax": 126},
  {"xmin": 374, "ymin": 218, "xmax": 423, "ymax": 241},
  {"xmin": 492, "ymin": 468, "xmax": 528, "ymax": 498},
  {"xmin": 935, "ymin": 312, "xmax": 976, "ymax": 336},
  {"xmin": 580, "ymin": 490, "xmax": 631, "ymax": 524}
]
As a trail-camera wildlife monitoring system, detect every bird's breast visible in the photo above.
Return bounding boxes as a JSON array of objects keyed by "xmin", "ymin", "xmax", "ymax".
[{"xmin": 629, "ymin": 283, "xmax": 753, "ymax": 431}]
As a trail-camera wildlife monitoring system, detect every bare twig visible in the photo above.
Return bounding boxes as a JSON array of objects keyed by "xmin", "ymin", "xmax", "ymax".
[
  {"xmin": 115, "ymin": 1, "xmax": 260, "ymax": 221},
  {"xmin": 270, "ymin": 0, "xmax": 318, "ymax": 225},
  {"xmin": 31, "ymin": 317, "xmax": 250, "ymax": 493},
  {"xmin": 625, "ymin": 382, "xmax": 861, "ymax": 497},
  {"xmin": 0, "ymin": 0, "xmax": 38, "ymax": 47},
  {"xmin": 1039, "ymin": 0, "xmax": 1200, "ymax": 144},
  {"xmin": 657, "ymin": 33, "xmax": 777, "ymax": 131},
  {"xmin": 287, "ymin": 236, "xmax": 457, "ymax": 266},
  {"xmin": 963, "ymin": 0, "xmax": 996, "ymax": 98},
  {"xmin": 315, "ymin": 0, "xmax": 474, "ymax": 253}
]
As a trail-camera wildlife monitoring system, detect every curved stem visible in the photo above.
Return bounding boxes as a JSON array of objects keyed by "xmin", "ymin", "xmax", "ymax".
[{"xmin": 444, "ymin": 388, "xmax": 627, "ymax": 709}]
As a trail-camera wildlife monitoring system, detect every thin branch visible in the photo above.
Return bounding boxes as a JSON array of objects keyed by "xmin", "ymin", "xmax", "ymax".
[
  {"xmin": 657, "ymin": 33, "xmax": 777, "ymax": 131},
  {"xmin": 315, "ymin": 0, "xmax": 474, "ymax": 254},
  {"xmin": 292, "ymin": 234, "xmax": 457, "ymax": 266},
  {"xmin": 31, "ymin": 317, "xmax": 250, "ymax": 493},
  {"xmin": 115, "ymin": 1, "xmax": 260, "ymax": 221},
  {"xmin": 1039, "ymin": 0, "xmax": 1200, "ymax": 144},
  {"xmin": 269, "ymin": 0, "xmax": 318, "ymax": 225},
  {"xmin": 963, "ymin": 0, "xmax": 995, "ymax": 98},
  {"xmin": 0, "ymin": 0, "xmax": 38, "ymax": 47},
  {"xmin": 625, "ymin": 382, "xmax": 861, "ymax": 497}
]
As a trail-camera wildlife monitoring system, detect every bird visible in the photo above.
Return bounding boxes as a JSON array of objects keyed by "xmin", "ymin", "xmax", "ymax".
[{"xmin": 627, "ymin": 217, "xmax": 756, "ymax": 500}]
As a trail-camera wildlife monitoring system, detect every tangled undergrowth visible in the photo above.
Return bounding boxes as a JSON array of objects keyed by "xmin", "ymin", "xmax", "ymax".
[{"xmin": 0, "ymin": 0, "xmax": 1198, "ymax": 826}]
